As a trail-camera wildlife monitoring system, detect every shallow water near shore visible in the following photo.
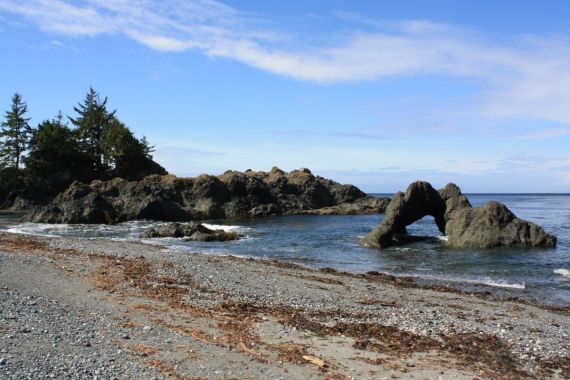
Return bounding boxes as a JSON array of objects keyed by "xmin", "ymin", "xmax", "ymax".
[{"xmin": 3, "ymin": 194, "xmax": 570, "ymax": 306}]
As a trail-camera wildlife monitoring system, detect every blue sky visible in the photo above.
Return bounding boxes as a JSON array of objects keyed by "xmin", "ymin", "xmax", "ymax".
[{"xmin": 0, "ymin": 0, "xmax": 569, "ymax": 192}]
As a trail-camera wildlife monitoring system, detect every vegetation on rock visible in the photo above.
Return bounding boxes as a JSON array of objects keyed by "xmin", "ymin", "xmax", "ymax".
[{"xmin": 0, "ymin": 89, "xmax": 166, "ymax": 206}]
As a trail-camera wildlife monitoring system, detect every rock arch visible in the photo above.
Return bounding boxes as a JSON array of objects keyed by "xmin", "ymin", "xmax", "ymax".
[
  {"xmin": 361, "ymin": 181, "xmax": 556, "ymax": 249},
  {"xmin": 361, "ymin": 181, "xmax": 449, "ymax": 248}
]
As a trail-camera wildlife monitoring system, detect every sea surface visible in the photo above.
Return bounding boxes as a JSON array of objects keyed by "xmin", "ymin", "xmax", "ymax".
[{"xmin": 2, "ymin": 194, "xmax": 569, "ymax": 306}]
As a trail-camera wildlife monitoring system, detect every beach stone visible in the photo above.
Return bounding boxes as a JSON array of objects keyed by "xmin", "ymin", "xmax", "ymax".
[
  {"xmin": 141, "ymin": 222, "xmax": 240, "ymax": 242},
  {"xmin": 362, "ymin": 181, "xmax": 556, "ymax": 249}
]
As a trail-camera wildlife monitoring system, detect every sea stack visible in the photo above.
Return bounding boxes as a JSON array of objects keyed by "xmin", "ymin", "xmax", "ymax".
[{"xmin": 362, "ymin": 181, "xmax": 557, "ymax": 249}]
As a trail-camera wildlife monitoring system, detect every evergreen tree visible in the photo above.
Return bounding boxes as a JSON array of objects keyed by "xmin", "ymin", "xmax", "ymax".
[
  {"xmin": 140, "ymin": 136, "xmax": 155, "ymax": 158},
  {"xmin": 69, "ymin": 87, "xmax": 115, "ymax": 174},
  {"xmin": 0, "ymin": 93, "xmax": 33, "ymax": 170},
  {"xmin": 100, "ymin": 117, "xmax": 166, "ymax": 179},
  {"xmin": 100, "ymin": 117, "xmax": 141, "ymax": 168},
  {"xmin": 25, "ymin": 114, "xmax": 91, "ymax": 195}
]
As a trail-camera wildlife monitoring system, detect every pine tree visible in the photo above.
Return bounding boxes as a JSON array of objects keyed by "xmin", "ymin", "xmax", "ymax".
[
  {"xmin": 100, "ymin": 117, "xmax": 137, "ymax": 168},
  {"xmin": 25, "ymin": 112, "xmax": 91, "ymax": 195},
  {"xmin": 69, "ymin": 87, "xmax": 116, "ymax": 174},
  {"xmin": 0, "ymin": 93, "xmax": 33, "ymax": 170},
  {"xmin": 140, "ymin": 136, "xmax": 155, "ymax": 158}
]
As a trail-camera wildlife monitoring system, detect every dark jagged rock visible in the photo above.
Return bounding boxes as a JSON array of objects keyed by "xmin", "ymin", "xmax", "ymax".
[
  {"xmin": 438, "ymin": 183, "xmax": 472, "ymax": 219},
  {"xmin": 445, "ymin": 201, "xmax": 557, "ymax": 248},
  {"xmin": 361, "ymin": 181, "xmax": 446, "ymax": 248},
  {"xmin": 25, "ymin": 168, "xmax": 381, "ymax": 224},
  {"xmin": 141, "ymin": 222, "xmax": 240, "ymax": 242},
  {"xmin": 293, "ymin": 196, "xmax": 390, "ymax": 215},
  {"xmin": 362, "ymin": 181, "xmax": 556, "ymax": 249}
]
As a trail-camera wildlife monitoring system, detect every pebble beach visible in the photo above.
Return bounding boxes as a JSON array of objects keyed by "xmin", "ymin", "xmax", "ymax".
[{"xmin": 0, "ymin": 232, "xmax": 568, "ymax": 379}]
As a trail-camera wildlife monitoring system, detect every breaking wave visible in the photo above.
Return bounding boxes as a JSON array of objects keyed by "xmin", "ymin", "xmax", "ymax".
[
  {"xmin": 554, "ymin": 269, "xmax": 570, "ymax": 279},
  {"xmin": 201, "ymin": 223, "xmax": 248, "ymax": 233}
]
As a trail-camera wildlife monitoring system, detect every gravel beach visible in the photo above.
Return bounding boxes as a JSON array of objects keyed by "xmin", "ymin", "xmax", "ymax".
[{"xmin": 0, "ymin": 232, "xmax": 568, "ymax": 379}]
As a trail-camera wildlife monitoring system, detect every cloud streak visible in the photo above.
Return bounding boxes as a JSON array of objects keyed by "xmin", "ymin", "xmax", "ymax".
[
  {"xmin": 272, "ymin": 129, "xmax": 387, "ymax": 140},
  {"xmin": 1, "ymin": 0, "xmax": 570, "ymax": 129}
]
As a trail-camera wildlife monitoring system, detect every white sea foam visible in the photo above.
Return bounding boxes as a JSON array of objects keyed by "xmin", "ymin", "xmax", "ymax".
[
  {"xmin": 436, "ymin": 235, "xmax": 449, "ymax": 242},
  {"xmin": 404, "ymin": 272, "xmax": 526, "ymax": 290},
  {"xmin": 3, "ymin": 223, "xmax": 69, "ymax": 237},
  {"xmin": 481, "ymin": 280, "xmax": 526, "ymax": 290},
  {"xmin": 201, "ymin": 223, "xmax": 248, "ymax": 232},
  {"xmin": 554, "ymin": 269, "xmax": 570, "ymax": 279}
]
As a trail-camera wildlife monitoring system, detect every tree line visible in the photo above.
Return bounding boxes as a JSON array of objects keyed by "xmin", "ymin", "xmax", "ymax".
[{"xmin": 0, "ymin": 88, "xmax": 166, "ymax": 206}]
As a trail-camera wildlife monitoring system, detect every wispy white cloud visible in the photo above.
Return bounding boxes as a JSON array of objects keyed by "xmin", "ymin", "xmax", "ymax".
[
  {"xmin": 520, "ymin": 126, "xmax": 570, "ymax": 140},
  {"xmin": 2, "ymin": 0, "xmax": 570, "ymax": 132},
  {"xmin": 272, "ymin": 128, "xmax": 388, "ymax": 140},
  {"xmin": 49, "ymin": 39, "xmax": 64, "ymax": 47},
  {"xmin": 0, "ymin": 0, "xmax": 116, "ymax": 36},
  {"xmin": 331, "ymin": 10, "xmax": 387, "ymax": 29},
  {"xmin": 152, "ymin": 141, "xmax": 227, "ymax": 176},
  {"xmin": 318, "ymin": 152, "xmax": 570, "ymax": 192},
  {"xmin": 495, "ymin": 154, "xmax": 570, "ymax": 185}
]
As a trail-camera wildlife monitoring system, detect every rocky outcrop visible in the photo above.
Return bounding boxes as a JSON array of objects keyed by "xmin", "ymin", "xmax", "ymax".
[
  {"xmin": 444, "ymin": 201, "xmax": 556, "ymax": 248},
  {"xmin": 293, "ymin": 196, "xmax": 390, "ymax": 216},
  {"xmin": 26, "ymin": 167, "xmax": 385, "ymax": 224},
  {"xmin": 141, "ymin": 222, "xmax": 240, "ymax": 242},
  {"xmin": 362, "ymin": 181, "xmax": 556, "ymax": 249},
  {"xmin": 361, "ymin": 182, "xmax": 446, "ymax": 248}
]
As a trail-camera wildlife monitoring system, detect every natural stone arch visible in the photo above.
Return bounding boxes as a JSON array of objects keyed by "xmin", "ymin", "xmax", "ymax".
[
  {"xmin": 361, "ymin": 181, "xmax": 447, "ymax": 248},
  {"xmin": 361, "ymin": 181, "xmax": 556, "ymax": 249}
]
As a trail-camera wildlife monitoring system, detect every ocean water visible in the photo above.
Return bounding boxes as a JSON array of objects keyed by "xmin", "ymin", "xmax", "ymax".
[{"xmin": 2, "ymin": 194, "xmax": 569, "ymax": 306}]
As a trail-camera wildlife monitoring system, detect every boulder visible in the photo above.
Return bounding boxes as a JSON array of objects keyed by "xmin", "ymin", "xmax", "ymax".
[
  {"xmin": 362, "ymin": 181, "xmax": 556, "ymax": 249},
  {"xmin": 26, "ymin": 168, "xmax": 377, "ymax": 224},
  {"xmin": 140, "ymin": 222, "xmax": 240, "ymax": 242}
]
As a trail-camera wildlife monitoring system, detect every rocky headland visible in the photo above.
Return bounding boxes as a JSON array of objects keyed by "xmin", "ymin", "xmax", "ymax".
[
  {"xmin": 362, "ymin": 181, "xmax": 557, "ymax": 249},
  {"xmin": 25, "ymin": 168, "xmax": 389, "ymax": 224}
]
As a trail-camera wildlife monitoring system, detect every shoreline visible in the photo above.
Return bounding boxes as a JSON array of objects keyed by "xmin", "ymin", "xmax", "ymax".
[
  {"xmin": 254, "ymin": 258, "xmax": 570, "ymax": 313},
  {"xmin": 0, "ymin": 223, "xmax": 568, "ymax": 311},
  {"xmin": 188, "ymin": 238, "xmax": 569, "ymax": 310},
  {"xmin": 0, "ymin": 232, "xmax": 568, "ymax": 379},
  {"xmin": 2, "ymin": 218, "xmax": 567, "ymax": 309},
  {"xmin": 190, "ymin": 247, "xmax": 570, "ymax": 312}
]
